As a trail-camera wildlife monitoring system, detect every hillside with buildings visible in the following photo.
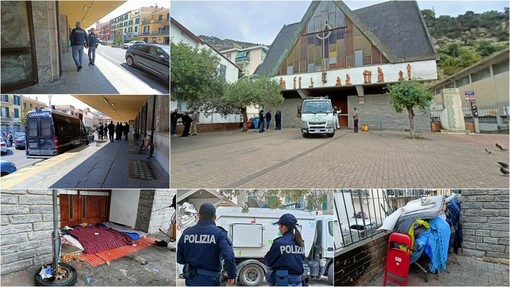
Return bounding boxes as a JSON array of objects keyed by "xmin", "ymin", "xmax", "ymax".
[{"xmin": 199, "ymin": 35, "xmax": 262, "ymax": 52}]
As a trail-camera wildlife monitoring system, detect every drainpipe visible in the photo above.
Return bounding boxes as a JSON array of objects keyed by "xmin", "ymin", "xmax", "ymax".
[{"xmin": 52, "ymin": 190, "xmax": 60, "ymax": 271}]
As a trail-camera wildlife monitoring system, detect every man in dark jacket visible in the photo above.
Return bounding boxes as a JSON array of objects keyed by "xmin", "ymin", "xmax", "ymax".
[
  {"xmin": 265, "ymin": 111, "xmax": 272, "ymax": 131},
  {"xmin": 123, "ymin": 122, "xmax": 130, "ymax": 141},
  {"xmin": 275, "ymin": 110, "xmax": 282, "ymax": 130},
  {"xmin": 107, "ymin": 121, "xmax": 115, "ymax": 142},
  {"xmin": 181, "ymin": 112, "xmax": 192, "ymax": 137},
  {"xmin": 70, "ymin": 22, "xmax": 88, "ymax": 72},
  {"xmin": 258, "ymin": 110, "xmax": 265, "ymax": 133},
  {"xmin": 115, "ymin": 123, "xmax": 123, "ymax": 141},
  {"xmin": 87, "ymin": 28, "xmax": 99, "ymax": 66},
  {"xmin": 171, "ymin": 109, "xmax": 180, "ymax": 136}
]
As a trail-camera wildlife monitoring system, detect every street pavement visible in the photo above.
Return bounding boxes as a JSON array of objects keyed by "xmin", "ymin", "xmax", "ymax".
[
  {"xmin": 1, "ymin": 139, "xmax": 169, "ymax": 189},
  {"xmin": 0, "ymin": 146, "xmax": 42, "ymax": 171},
  {"xmin": 1, "ymin": 236, "xmax": 175, "ymax": 286},
  {"xmin": 171, "ymin": 129, "xmax": 510, "ymax": 188},
  {"xmin": 10, "ymin": 45, "xmax": 166, "ymax": 94},
  {"xmin": 368, "ymin": 253, "xmax": 509, "ymax": 286}
]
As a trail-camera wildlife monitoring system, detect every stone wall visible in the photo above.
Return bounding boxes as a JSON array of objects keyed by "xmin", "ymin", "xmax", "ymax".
[
  {"xmin": 461, "ymin": 189, "xmax": 509, "ymax": 259},
  {"xmin": 334, "ymin": 232, "xmax": 390, "ymax": 286},
  {"xmin": 135, "ymin": 190, "xmax": 175, "ymax": 234},
  {"xmin": 1, "ymin": 190, "xmax": 57, "ymax": 275},
  {"xmin": 347, "ymin": 94, "xmax": 430, "ymax": 131},
  {"xmin": 32, "ymin": 1, "xmax": 59, "ymax": 83},
  {"xmin": 175, "ymin": 123, "xmax": 242, "ymax": 134}
]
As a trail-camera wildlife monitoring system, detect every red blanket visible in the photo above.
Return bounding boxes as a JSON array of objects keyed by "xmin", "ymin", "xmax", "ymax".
[{"xmin": 70, "ymin": 225, "xmax": 133, "ymax": 254}]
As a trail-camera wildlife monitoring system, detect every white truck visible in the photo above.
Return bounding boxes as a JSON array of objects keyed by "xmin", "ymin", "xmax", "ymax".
[
  {"xmin": 215, "ymin": 207, "xmax": 334, "ymax": 286},
  {"xmin": 300, "ymin": 97, "xmax": 335, "ymax": 138}
]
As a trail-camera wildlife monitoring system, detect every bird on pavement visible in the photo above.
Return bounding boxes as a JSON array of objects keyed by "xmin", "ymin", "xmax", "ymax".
[
  {"xmin": 495, "ymin": 143, "xmax": 507, "ymax": 150},
  {"xmin": 500, "ymin": 167, "xmax": 509, "ymax": 175},
  {"xmin": 484, "ymin": 148, "xmax": 493, "ymax": 155},
  {"xmin": 498, "ymin": 161, "xmax": 509, "ymax": 168}
]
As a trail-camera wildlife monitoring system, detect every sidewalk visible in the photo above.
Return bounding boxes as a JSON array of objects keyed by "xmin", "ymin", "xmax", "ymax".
[
  {"xmin": 1, "ymin": 139, "xmax": 169, "ymax": 189},
  {"xmin": 171, "ymin": 129, "xmax": 510, "ymax": 188},
  {"xmin": 368, "ymin": 253, "xmax": 509, "ymax": 286},
  {"xmin": 1, "ymin": 236, "xmax": 175, "ymax": 286},
  {"xmin": 11, "ymin": 46, "xmax": 162, "ymax": 94}
]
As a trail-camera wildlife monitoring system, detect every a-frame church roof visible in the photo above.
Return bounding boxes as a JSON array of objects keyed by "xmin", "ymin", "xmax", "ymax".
[{"xmin": 255, "ymin": 0, "xmax": 436, "ymax": 76}]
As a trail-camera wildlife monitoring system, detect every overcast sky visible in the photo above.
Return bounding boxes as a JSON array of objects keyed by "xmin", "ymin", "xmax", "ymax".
[
  {"xmin": 171, "ymin": 0, "xmax": 508, "ymax": 45},
  {"xmin": 23, "ymin": 95, "xmax": 98, "ymax": 113}
]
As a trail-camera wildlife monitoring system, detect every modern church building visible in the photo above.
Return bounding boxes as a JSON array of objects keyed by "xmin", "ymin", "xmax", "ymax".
[{"xmin": 255, "ymin": 0, "xmax": 438, "ymax": 130}]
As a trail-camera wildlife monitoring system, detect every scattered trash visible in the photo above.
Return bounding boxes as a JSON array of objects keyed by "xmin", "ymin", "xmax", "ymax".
[
  {"xmin": 94, "ymin": 232, "xmax": 99, "ymax": 235},
  {"xmin": 86, "ymin": 277, "xmax": 92, "ymax": 284},
  {"xmin": 106, "ymin": 261, "xmax": 110, "ymax": 265},
  {"xmin": 119, "ymin": 269, "xmax": 128, "ymax": 277},
  {"xmin": 39, "ymin": 265, "xmax": 53, "ymax": 279},
  {"xmin": 152, "ymin": 267, "xmax": 159, "ymax": 273},
  {"xmin": 61, "ymin": 254, "xmax": 83, "ymax": 263},
  {"xmin": 75, "ymin": 263, "xmax": 83, "ymax": 269},
  {"xmin": 134, "ymin": 256, "xmax": 148, "ymax": 265},
  {"xmin": 133, "ymin": 244, "xmax": 137, "ymax": 247},
  {"xmin": 155, "ymin": 240, "xmax": 168, "ymax": 247}
]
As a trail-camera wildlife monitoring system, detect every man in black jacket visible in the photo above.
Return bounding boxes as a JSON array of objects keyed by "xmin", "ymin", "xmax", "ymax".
[{"xmin": 70, "ymin": 22, "xmax": 88, "ymax": 72}]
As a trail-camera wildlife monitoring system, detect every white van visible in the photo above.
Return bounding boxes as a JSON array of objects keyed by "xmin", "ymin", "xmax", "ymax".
[{"xmin": 300, "ymin": 98, "xmax": 335, "ymax": 138}]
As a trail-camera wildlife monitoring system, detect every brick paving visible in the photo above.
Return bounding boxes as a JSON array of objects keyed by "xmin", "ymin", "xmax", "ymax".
[
  {"xmin": 171, "ymin": 129, "xmax": 510, "ymax": 188},
  {"xmin": 368, "ymin": 253, "xmax": 509, "ymax": 286}
]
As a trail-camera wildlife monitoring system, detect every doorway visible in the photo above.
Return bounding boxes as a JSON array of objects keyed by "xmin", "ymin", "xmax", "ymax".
[
  {"xmin": 331, "ymin": 97, "xmax": 349, "ymax": 127},
  {"xmin": 59, "ymin": 190, "xmax": 111, "ymax": 227}
]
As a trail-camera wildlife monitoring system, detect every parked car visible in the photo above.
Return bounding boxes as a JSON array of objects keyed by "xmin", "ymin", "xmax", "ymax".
[
  {"xmin": 0, "ymin": 160, "xmax": 17, "ymax": 176},
  {"xmin": 0, "ymin": 138, "xmax": 7, "ymax": 154},
  {"xmin": 125, "ymin": 43, "xmax": 169, "ymax": 82},
  {"xmin": 123, "ymin": 40, "xmax": 145, "ymax": 49},
  {"xmin": 14, "ymin": 134, "xmax": 26, "ymax": 149}
]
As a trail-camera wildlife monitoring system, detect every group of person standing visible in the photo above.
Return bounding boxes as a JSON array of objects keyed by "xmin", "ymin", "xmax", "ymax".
[
  {"xmin": 96, "ymin": 121, "xmax": 129, "ymax": 142},
  {"xmin": 171, "ymin": 109, "xmax": 200, "ymax": 137},
  {"xmin": 258, "ymin": 109, "xmax": 282, "ymax": 133},
  {"xmin": 177, "ymin": 203, "xmax": 305, "ymax": 286},
  {"xmin": 70, "ymin": 21, "xmax": 99, "ymax": 72}
]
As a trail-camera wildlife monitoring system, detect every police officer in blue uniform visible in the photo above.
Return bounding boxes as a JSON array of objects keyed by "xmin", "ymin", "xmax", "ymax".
[
  {"xmin": 70, "ymin": 21, "xmax": 88, "ymax": 72},
  {"xmin": 177, "ymin": 203, "xmax": 237, "ymax": 286},
  {"xmin": 264, "ymin": 214, "xmax": 305, "ymax": 286}
]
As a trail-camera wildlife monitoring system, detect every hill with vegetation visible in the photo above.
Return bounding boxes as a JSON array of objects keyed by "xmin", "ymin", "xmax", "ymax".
[
  {"xmin": 422, "ymin": 8, "xmax": 509, "ymax": 78},
  {"xmin": 199, "ymin": 8, "xmax": 508, "ymax": 80},
  {"xmin": 199, "ymin": 35, "xmax": 262, "ymax": 52}
]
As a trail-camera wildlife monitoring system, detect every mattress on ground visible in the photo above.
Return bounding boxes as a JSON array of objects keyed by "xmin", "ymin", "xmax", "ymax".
[
  {"xmin": 102, "ymin": 222, "xmax": 147, "ymax": 239},
  {"xmin": 70, "ymin": 225, "xmax": 133, "ymax": 254},
  {"xmin": 396, "ymin": 195, "xmax": 445, "ymax": 226}
]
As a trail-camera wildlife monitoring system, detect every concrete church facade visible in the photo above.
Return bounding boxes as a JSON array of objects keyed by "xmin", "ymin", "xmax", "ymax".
[{"xmin": 255, "ymin": 0, "xmax": 438, "ymax": 131}]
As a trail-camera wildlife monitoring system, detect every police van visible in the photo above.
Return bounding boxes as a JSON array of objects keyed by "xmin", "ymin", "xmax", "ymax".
[{"xmin": 26, "ymin": 109, "xmax": 89, "ymax": 158}]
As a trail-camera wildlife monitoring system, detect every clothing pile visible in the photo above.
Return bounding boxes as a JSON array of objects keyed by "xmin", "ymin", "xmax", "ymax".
[
  {"xmin": 379, "ymin": 194, "xmax": 462, "ymax": 274},
  {"xmin": 179, "ymin": 202, "xmax": 198, "ymax": 231}
]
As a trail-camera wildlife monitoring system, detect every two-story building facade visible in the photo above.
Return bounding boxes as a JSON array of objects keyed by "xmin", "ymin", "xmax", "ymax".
[
  {"xmin": 111, "ymin": 9, "xmax": 140, "ymax": 43},
  {"xmin": 255, "ymin": 0, "xmax": 438, "ymax": 130},
  {"xmin": 96, "ymin": 21, "xmax": 112, "ymax": 42}
]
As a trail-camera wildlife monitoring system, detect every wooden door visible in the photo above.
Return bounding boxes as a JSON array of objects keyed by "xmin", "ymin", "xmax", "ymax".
[
  {"xmin": 59, "ymin": 191, "xmax": 110, "ymax": 227},
  {"xmin": 332, "ymin": 98, "xmax": 349, "ymax": 127}
]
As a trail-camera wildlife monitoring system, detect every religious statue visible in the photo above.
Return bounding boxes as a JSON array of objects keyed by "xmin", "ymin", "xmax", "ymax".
[
  {"xmin": 280, "ymin": 77, "xmax": 286, "ymax": 90},
  {"xmin": 363, "ymin": 70, "xmax": 372, "ymax": 84},
  {"xmin": 293, "ymin": 77, "xmax": 297, "ymax": 89},
  {"xmin": 377, "ymin": 67, "xmax": 384, "ymax": 83},
  {"xmin": 398, "ymin": 70, "xmax": 404, "ymax": 81},
  {"xmin": 335, "ymin": 76, "xmax": 342, "ymax": 86},
  {"xmin": 309, "ymin": 78, "xmax": 314, "ymax": 88},
  {"xmin": 345, "ymin": 74, "xmax": 351, "ymax": 85},
  {"xmin": 407, "ymin": 64, "xmax": 412, "ymax": 80},
  {"xmin": 299, "ymin": 76, "xmax": 302, "ymax": 89}
]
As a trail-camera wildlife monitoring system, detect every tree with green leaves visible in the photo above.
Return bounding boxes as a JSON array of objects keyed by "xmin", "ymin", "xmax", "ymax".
[
  {"xmin": 387, "ymin": 81, "xmax": 433, "ymax": 139},
  {"xmin": 171, "ymin": 42, "xmax": 225, "ymax": 108},
  {"xmin": 209, "ymin": 76, "xmax": 284, "ymax": 131}
]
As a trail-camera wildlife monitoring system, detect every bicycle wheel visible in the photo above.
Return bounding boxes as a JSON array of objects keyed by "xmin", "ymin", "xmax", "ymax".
[{"xmin": 145, "ymin": 143, "xmax": 153, "ymax": 159}]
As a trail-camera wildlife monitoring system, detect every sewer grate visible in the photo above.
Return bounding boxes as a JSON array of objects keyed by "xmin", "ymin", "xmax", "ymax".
[{"xmin": 129, "ymin": 159, "xmax": 157, "ymax": 180}]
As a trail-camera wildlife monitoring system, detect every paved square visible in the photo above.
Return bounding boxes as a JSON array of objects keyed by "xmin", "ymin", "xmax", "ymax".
[{"xmin": 171, "ymin": 129, "xmax": 509, "ymax": 188}]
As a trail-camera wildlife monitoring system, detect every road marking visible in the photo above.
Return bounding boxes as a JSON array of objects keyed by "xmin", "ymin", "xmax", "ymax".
[
  {"xmin": 1, "ymin": 152, "xmax": 79, "ymax": 188},
  {"xmin": 98, "ymin": 48, "xmax": 123, "ymax": 65}
]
